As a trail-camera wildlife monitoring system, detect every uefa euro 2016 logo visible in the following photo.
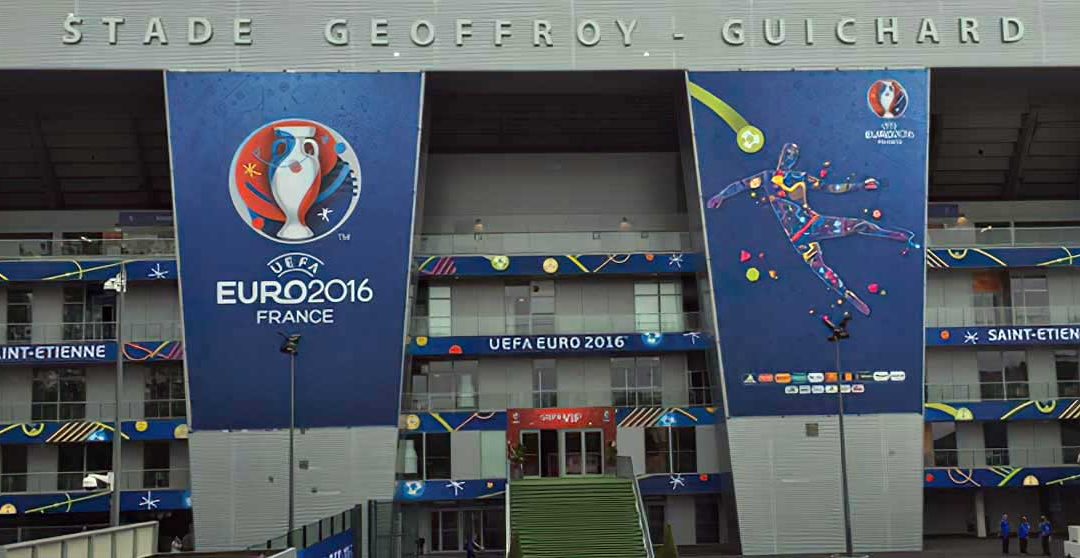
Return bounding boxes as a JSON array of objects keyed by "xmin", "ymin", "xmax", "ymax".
[
  {"xmin": 866, "ymin": 79, "xmax": 908, "ymax": 119},
  {"xmin": 228, "ymin": 119, "xmax": 361, "ymax": 244}
]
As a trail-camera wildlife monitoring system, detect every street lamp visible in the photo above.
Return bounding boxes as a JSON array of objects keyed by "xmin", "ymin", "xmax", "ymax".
[
  {"xmin": 822, "ymin": 313, "xmax": 865, "ymax": 558},
  {"xmin": 278, "ymin": 332, "xmax": 301, "ymax": 541},
  {"xmin": 104, "ymin": 263, "xmax": 127, "ymax": 527}
]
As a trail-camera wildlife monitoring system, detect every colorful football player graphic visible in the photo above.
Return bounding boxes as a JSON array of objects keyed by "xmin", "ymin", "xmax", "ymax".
[{"xmin": 706, "ymin": 143, "xmax": 919, "ymax": 316}]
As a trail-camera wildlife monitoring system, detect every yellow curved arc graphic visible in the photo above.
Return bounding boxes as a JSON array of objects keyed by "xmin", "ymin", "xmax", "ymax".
[
  {"xmin": 429, "ymin": 412, "xmax": 454, "ymax": 432},
  {"xmin": 688, "ymin": 82, "xmax": 751, "ymax": 132},
  {"xmin": 1000, "ymin": 400, "xmax": 1035, "ymax": 421},
  {"xmin": 21, "ymin": 423, "xmax": 46, "ymax": 437},
  {"xmin": 972, "ymin": 249, "xmax": 1008, "ymax": 268},
  {"xmin": 27, "ymin": 491, "xmax": 110, "ymax": 514},
  {"xmin": 1037, "ymin": 247, "xmax": 1078, "ymax": 267},
  {"xmin": 946, "ymin": 249, "xmax": 969, "ymax": 259},
  {"xmin": 924, "ymin": 402, "xmax": 960, "ymax": 417},
  {"xmin": 0, "ymin": 271, "xmax": 8, "ymax": 281}
]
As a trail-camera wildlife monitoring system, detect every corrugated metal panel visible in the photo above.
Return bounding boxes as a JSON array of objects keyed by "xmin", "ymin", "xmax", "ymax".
[
  {"xmin": 728, "ymin": 416, "xmax": 845, "ymax": 555},
  {"xmin": 0, "ymin": 1, "xmax": 1071, "ymax": 71},
  {"xmin": 728, "ymin": 414, "xmax": 923, "ymax": 555},
  {"xmin": 190, "ymin": 427, "xmax": 397, "ymax": 551},
  {"xmin": 844, "ymin": 414, "xmax": 923, "ymax": 552}
]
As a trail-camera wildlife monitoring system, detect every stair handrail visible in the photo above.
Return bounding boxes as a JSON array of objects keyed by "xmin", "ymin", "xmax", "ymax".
[{"xmin": 617, "ymin": 456, "xmax": 656, "ymax": 558}]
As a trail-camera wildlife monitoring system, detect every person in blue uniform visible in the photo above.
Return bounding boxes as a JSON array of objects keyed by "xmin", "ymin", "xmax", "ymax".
[
  {"xmin": 1001, "ymin": 514, "xmax": 1012, "ymax": 554},
  {"xmin": 1019, "ymin": 516, "xmax": 1031, "ymax": 554},
  {"xmin": 1039, "ymin": 516, "xmax": 1052, "ymax": 556}
]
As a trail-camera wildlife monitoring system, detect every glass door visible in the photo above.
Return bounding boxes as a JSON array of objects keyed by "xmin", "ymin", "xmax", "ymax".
[
  {"xmin": 560, "ymin": 430, "xmax": 604, "ymax": 476},
  {"xmin": 521, "ymin": 430, "xmax": 541, "ymax": 477}
]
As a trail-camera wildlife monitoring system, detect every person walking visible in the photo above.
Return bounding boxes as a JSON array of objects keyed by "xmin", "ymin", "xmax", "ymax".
[
  {"xmin": 1039, "ymin": 516, "xmax": 1052, "ymax": 556},
  {"xmin": 1002, "ymin": 514, "xmax": 1012, "ymax": 554},
  {"xmin": 465, "ymin": 531, "xmax": 482, "ymax": 558}
]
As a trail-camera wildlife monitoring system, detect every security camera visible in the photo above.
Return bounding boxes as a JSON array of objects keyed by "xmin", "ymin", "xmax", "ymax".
[{"xmin": 83, "ymin": 472, "xmax": 114, "ymax": 490}]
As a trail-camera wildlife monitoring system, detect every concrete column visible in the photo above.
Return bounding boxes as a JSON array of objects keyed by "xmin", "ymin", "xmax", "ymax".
[{"xmin": 975, "ymin": 489, "xmax": 987, "ymax": 538}]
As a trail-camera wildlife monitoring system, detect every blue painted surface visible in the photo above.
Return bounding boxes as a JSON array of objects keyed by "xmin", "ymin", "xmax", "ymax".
[
  {"xmin": 924, "ymin": 400, "xmax": 1080, "ymax": 422},
  {"xmin": 690, "ymin": 70, "xmax": 928, "ymax": 416},
  {"xmin": 927, "ymin": 325, "xmax": 1080, "ymax": 347},
  {"xmin": 396, "ymin": 479, "xmax": 507, "ymax": 502},
  {"xmin": 167, "ymin": 72, "xmax": 422, "ymax": 430},
  {"xmin": 409, "ymin": 332, "xmax": 711, "ymax": 357},
  {"xmin": 298, "ymin": 530, "xmax": 355, "ymax": 558},
  {"xmin": 927, "ymin": 247, "xmax": 1080, "ymax": 269},
  {"xmin": 0, "ymin": 489, "xmax": 191, "ymax": 515},
  {"xmin": 0, "ymin": 341, "xmax": 182, "ymax": 365},
  {"xmin": 924, "ymin": 467, "xmax": 1080, "ymax": 489},
  {"xmin": 0, "ymin": 260, "xmax": 176, "ymax": 282},
  {"xmin": 0, "ymin": 419, "xmax": 187, "ymax": 444},
  {"xmin": 637, "ymin": 472, "xmax": 731, "ymax": 496},
  {"xmin": 415, "ymin": 253, "xmax": 701, "ymax": 277}
]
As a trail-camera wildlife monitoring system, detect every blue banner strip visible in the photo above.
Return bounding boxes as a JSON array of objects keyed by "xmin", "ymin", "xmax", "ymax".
[
  {"xmin": 415, "ymin": 253, "xmax": 700, "ymax": 277},
  {"xmin": 0, "ymin": 489, "xmax": 190, "ymax": 515},
  {"xmin": 925, "ymin": 400, "xmax": 1080, "ymax": 422},
  {"xmin": 0, "ymin": 419, "xmax": 188, "ymax": 445},
  {"xmin": 0, "ymin": 260, "xmax": 176, "ymax": 283},
  {"xmin": 928, "ymin": 325, "xmax": 1080, "ymax": 347},
  {"xmin": 927, "ymin": 247, "xmax": 1080, "ymax": 269},
  {"xmin": 0, "ymin": 341, "xmax": 182, "ymax": 366},
  {"xmin": 409, "ymin": 331, "xmax": 711, "ymax": 357},
  {"xmin": 924, "ymin": 467, "xmax": 1080, "ymax": 489}
]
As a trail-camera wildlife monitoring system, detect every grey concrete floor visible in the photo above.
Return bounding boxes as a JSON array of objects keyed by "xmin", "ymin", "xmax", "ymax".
[{"xmin": 712, "ymin": 537, "xmax": 1068, "ymax": 558}]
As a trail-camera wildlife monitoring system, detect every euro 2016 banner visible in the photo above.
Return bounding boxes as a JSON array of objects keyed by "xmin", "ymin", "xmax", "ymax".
[
  {"xmin": 688, "ymin": 70, "xmax": 928, "ymax": 416},
  {"xmin": 166, "ymin": 73, "xmax": 423, "ymax": 430}
]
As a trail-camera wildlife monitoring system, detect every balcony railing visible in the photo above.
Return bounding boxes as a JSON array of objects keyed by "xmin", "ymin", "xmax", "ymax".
[
  {"xmin": 926, "ymin": 306, "xmax": 1080, "ymax": 327},
  {"xmin": 2, "ymin": 321, "xmax": 182, "ymax": 345},
  {"xmin": 0, "ymin": 237, "xmax": 176, "ymax": 259},
  {"xmin": 925, "ymin": 382, "xmax": 1080, "ymax": 403},
  {"xmin": 0, "ymin": 399, "xmax": 187, "ymax": 422},
  {"xmin": 0, "ymin": 468, "xmax": 190, "ymax": 494},
  {"xmin": 927, "ymin": 226, "xmax": 1080, "ymax": 248},
  {"xmin": 411, "ymin": 312, "xmax": 701, "ymax": 337},
  {"xmin": 926, "ymin": 447, "xmax": 1080, "ymax": 468},
  {"xmin": 402, "ymin": 385, "xmax": 715, "ymax": 412},
  {"xmin": 415, "ymin": 230, "xmax": 692, "ymax": 256}
]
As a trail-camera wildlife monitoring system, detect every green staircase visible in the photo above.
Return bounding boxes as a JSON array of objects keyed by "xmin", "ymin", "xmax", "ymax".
[{"xmin": 509, "ymin": 477, "xmax": 650, "ymax": 558}]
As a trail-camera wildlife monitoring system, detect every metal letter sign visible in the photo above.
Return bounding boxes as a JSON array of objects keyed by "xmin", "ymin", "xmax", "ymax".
[
  {"xmin": 688, "ymin": 70, "xmax": 928, "ymax": 416},
  {"xmin": 166, "ymin": 73, "xmax": 423, "ymax": 429}
]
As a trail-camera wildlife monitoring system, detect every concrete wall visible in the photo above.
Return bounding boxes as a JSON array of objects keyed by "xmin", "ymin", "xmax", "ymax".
[{"xmin": 924, "ymin": 491, "xmax": 977, "ymax": 535}]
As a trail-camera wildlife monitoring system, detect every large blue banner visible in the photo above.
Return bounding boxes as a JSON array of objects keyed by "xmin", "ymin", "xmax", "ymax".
[
  {"xmin": 689, "ymin": 71, "xmax": 928, "ymax": 416},
  {"xmin": 166, "ymin": 73, "xmax": 423, "ymax": 429}
]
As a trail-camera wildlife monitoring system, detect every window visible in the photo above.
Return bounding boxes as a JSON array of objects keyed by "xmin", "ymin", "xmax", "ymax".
[
  {"xmin": 971, "ymin": 271, "xmax": 1006, "ymax": 325},
  {"xmin": 634, "ymin": 280, "xmax": 684, "ymax": 332},
  {"xmin": 1056, "ymin": 350, "xmax": 1080, "ymax": 398},
  {"xmin": 431, "ymin": 510, "xmax": 459, "ymax": 551},
  {"xmin": 1, "ymin": 445, "xmax": 28, "ymax": 492},
  {"xmin": 931, "ymin": 423, "xmax": 958, "ymax": 466},
  {"xmin": 687, "ymin": 353, "xmax": 713, "ymax": 405},
  {"xmin": 977, "ymin": 351, "xmax": 1028, "ymax": 400},
  {"xmin": 0, "ymin": 232, "xmax": 53, "ymax": 257},
  {"xmin": 417, "ymin": 284, "xmax": 451, "ymax": 337},
  {"xmin": 532, "ymin": 359, "xmax": 557, "ymax": 408},
  {"xmin": 644, "ymin": 427, "xmax": 697, "ymax": 474},
  {"xmin": 1061, "ymin": 422, "xmax": 1080, "ymax": 465},
  {"xmin": 1010, "ymin": 272, "xmax": 1050, "ymax": 324},
  {"xmin": 61, "ymin": 232, "xmax": 104, "ymax": 256},
  {"xmin": 57, "ymin": 444, "xmax": 111, "ymax": 491},
  {"xmin": 611, "ymin": 357, "xmax": 662, "ymax": 406},
  {"xmin": 695, "ymin": 495, "xmax": 721, "ymax": 544},
  {"xmin": 504, "ymin": 281, "xmax": 554, "ymax": 335},
  {"xmin": 6, "ymin": 288, "xmax": 32, "ymax": 343},
  {"xmin": 645, "ymin": 498, "xmax": 665, "ymax": 544},
  {"xmin": 143, "ymin": 442, "xmax": 171, "ymax": 488},
  {"xmin": 62, "ymin": 286, "xmax": 87, "ymax": 340},
  {"xmin": 32, "ymin": 368, "xmax": 86, "ymax": 420},
  {"xmin": 984, "ymin": 423, "xmax": 1009, "ymax": 466},
  {"xmin": 401, "ymin": 432, "xmax": 451, "ymax": 480},
  {"xmin": 145, "ymin": 364, "xmax": 186, "ymax": 418},
  {"xmin": 414, "ymin": 360, "xmax": 477, "ymax": 410}
]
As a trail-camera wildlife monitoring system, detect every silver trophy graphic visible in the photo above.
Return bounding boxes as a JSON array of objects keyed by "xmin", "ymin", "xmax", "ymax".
[{"xmin": 270, "ymin": 126, "xmax": 321, "ymax": 240}]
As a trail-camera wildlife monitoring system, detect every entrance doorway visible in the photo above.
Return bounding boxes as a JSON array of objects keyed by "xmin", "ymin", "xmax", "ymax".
[{"xmin": 520, "ymin": 429, "xmax": 603, "ymax": 477}]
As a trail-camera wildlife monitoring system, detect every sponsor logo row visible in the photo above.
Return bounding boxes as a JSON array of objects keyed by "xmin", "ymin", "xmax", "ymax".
[{"xmin": 741, "ymin": 370, "xmax": 907, "ymax": 385}]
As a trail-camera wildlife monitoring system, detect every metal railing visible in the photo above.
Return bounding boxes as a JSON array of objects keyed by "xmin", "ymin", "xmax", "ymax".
[
  {"xmin": 617, "ymin": 456, "xmax": 656, "ymax": 558},
  {"xmin": 925, "ymin": 382, "xmax": 1080, "ymax": 403},
  {"xmin": 411, "ymin": 312, "xmax": 700, "ymax": 337},
  {"xmin": 251, "ymin": 505, "xmax": 359, "ymax": 551},
  {"xmin": 0, "ymin": 468, "xmax": 190, "ymax": 494},
  {"xmin": 927, "ymin": 226, "xmax": 1080, "ymax": 248},
  {"xmin": 926, "ymin": 447, "xmax": 1080, "ymax": 468},
  {"xmin": 0, "ymin": 399, "xmax": 187, "ymax": 422},
  {"xmin": 0, "ymin": 237, "xmax": 175, "ymax": 259},
  {"xmin": 403, "ymin": 386, "xmax": 713, "ymax": 412},
  {"xmin": 0, "ymin": 521, "xmax": 158, "ymax": 558},
  {"xmin": 2, "ymin": 321, "xmax": 182, "ymax": 345},
  {"xmin": 415, "ymin": 230, "xmax": 692, "ymax": 256},
  {"xmin": 925, "ymin": 306, "xmax": 1080, "ymax": 327}
]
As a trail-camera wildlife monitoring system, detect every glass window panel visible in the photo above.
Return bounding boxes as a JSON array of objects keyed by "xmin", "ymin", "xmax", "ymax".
[
  {"xmin": 634, "ymin": 282, "xmax": 659, "ymax": 295},
  {"xmin": 659, "ymin": 282, "xmax": 680, "ymax": 295},
  {"xmin": 8, "ymin": 289, "xmax": 32, "ymax": 304},
  {"xmin": 428, "ymin": 299, "xmax": 451, "ymax": 317},
  {"xmin": 1003, "ymin": 351, "xmax": 1028, "ymax": 381},
  {"xmin": 695, "ymin": 496, "xmax": 721, "ymax": 544},
  {"xmin": 426, "ymin": 433, "xmax": 452, "ymax": 479},
  {"xmin": 984, "ymin": 423, "xmax": 1008, "ymax": 448},
  {"xmin": 428, "ymin": 286, "xmax": 451, "ymax": 299},
  {"xmin": 931, "ymin": 423, "xmax": 957, "ymax": 450},
  {"xmin": 635, "ymin": 297, "xmax": 660, "ymax": 315}
]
